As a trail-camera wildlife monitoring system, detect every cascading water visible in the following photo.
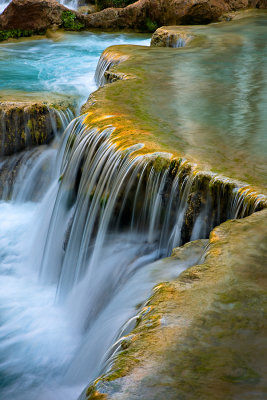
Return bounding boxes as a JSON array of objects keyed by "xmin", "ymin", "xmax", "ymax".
[
  {"xmin": 0, "ymin": 21, "xmax": 266, "ymax": 400},
  {"xmin": 0, "ymin": 32, "xmax": 153, "ymax": 399},
  {"xmin": 1, "ymin": 101, "xmax": 264, "ymax": 399}
]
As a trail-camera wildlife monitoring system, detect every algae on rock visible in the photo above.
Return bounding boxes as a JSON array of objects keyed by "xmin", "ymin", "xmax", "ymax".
[{"xmin": 0, "ymin": 98, "xmax": 75, "ymax": 156}]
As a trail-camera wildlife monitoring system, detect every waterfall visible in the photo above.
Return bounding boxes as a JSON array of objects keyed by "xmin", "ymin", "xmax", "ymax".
[
  {"xmin": 94, "ymin": 50, "xmax": 129, "ymax": 87},
  {"xmin": 0, "ymin": 15, "xmax": 266, "ymax": 400},
  {"xmin": 29, "ymin": 113, "xmax": 265, "ymax": 373},
  {"xmin": 0, "ymin": 106, "xmax": 266, "ymax": 399},
  {"xmin": 36, "ymin": 115, "xmax": 266, "ymax": 299}
]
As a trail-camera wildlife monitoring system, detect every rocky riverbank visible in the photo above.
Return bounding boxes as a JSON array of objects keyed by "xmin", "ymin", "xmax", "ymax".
[{"xmin": 0, "ymin": 0, "xmax": 267, "ymax": 40}]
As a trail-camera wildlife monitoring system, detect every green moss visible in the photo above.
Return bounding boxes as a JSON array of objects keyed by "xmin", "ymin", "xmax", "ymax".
[
  {"xmin": 145, "ymin": 18, "xmax": 158, "ymax": 33},
  {"xmin": 61, "ymin": 11, "xmax": 85, "ymax": 31},
  {"xmin": 0, "ymin": 29, "xmax": 43, "ymax": 42},
  {"xmin": 27, "ymin": 119, "xmax": 33, "ymax": 130},
  {"xmin": 152, "ymin": 156, "xmax": 171, "ymax": 173}
]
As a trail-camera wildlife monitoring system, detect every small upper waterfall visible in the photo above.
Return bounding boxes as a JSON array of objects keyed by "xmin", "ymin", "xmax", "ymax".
[{"xmin": 94, "ymin": 50, "xmax": 129, "ymax": 87}]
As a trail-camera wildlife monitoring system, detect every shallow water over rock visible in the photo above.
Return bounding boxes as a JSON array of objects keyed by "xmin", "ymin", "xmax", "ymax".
[{"xmin": 83, "ymin": 13, "xmax": 267, "ymax": 190}]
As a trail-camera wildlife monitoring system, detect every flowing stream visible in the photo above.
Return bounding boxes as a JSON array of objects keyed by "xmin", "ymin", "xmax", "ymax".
[{"xmin": 0, "ymin": 18, "xmax": 266, "ymax": 400}]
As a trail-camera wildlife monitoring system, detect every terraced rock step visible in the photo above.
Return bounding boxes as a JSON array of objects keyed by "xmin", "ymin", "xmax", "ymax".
[
  {"xmin": 78, "ymin": 12, "xmax": 267, "ymax": 399},
  {"xmin": 85, "ymin": 208, "xmax": 267, "ymax": 400}
]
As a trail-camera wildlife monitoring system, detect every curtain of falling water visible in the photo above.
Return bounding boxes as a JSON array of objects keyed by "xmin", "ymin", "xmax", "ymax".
[
  {"xmin": 0, "ymin": 111, "xmax": 264, "ymax": 400},
  {"xmin": 0, "ymin": 21, "xmax": 267, "ymax": 400}
]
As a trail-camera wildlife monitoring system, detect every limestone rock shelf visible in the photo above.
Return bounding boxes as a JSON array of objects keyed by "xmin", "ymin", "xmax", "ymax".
[
  {"xmin": 81, "ymin": 12, "xmax": 267, "ymax": 399},
  {"xmin": 82, "ymin": 13, "xmax": 267, "ymax": 194}
]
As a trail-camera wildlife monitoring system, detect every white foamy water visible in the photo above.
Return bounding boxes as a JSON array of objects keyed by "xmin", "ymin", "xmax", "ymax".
[
  {"xmin": 0, "ymin": 202, "xmax": 81, "ymax": 399},
  {"xmin": 0, "ymin": 197, "xmax": 200, "ymax": 399}
]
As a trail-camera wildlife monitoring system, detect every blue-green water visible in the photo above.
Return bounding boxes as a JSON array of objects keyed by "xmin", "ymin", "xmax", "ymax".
[{"xmin": 0, "ymin": 32, "xmax": 149, "ymax": 104}]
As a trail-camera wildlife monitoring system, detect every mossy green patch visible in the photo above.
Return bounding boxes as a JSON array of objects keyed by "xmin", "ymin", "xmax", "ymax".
[
  {"xmin": 145, "ymin": 18, "xmax": 158, "ymax": 33},
  {"xmin": 61, "ymin": 11, "xmax": 85, "ymax": 31},
  {"xmin": 0, "ymin": 29, "xmax": 45, "ymax": 42}
]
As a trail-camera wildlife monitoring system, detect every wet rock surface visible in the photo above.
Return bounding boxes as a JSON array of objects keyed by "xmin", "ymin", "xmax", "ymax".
[
  {"xmin": 85, "ymin": 209, "xmax": 267, "ymax": 400},
  {"xmin": 0, "ymin": 99, "xmax": 72, "ymax": 156},
  {"xmin": 78, "ymin": 0, "xmax": 267, "ymax": 31},
  {"xmin": 151, "ymin": 26, "xmax": 194, "ymax": 47}
]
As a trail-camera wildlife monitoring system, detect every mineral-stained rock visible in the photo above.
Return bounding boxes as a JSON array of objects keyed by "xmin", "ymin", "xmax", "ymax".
[{"xmin": 0, "ymin": 100, "xmax": 72, "ymax": 156}]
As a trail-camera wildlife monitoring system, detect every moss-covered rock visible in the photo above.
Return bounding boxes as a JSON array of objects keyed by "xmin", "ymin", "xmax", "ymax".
[
  {"xmin": 61, "ymin": 10, "xmax": 85, "ymax": 30},
  {"xmin": 0, "ymin": 97, "xmax": 75, "ymax": 156}
]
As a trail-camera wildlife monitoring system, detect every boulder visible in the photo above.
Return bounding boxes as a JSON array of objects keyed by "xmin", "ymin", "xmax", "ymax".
[
  {"xmin": 1, "ymin": 0, "xmax": 266, "ymax": 33},
  {"xmin": 0, "ymin": 0, "xmax": 85, "ymax": 32},
  {"xmin": 82, "ymin": 0, "xmax": 267, "ymax": 31}
]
